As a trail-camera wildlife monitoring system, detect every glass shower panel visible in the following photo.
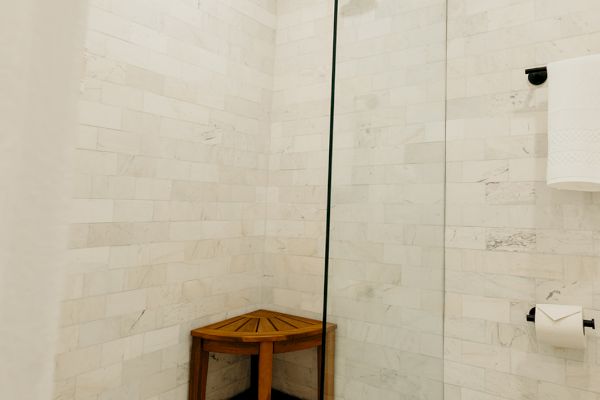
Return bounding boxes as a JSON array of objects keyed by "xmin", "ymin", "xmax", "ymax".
[{"xmin": 327, "ymin": 0, "xmax": 447, "ymax": 399}]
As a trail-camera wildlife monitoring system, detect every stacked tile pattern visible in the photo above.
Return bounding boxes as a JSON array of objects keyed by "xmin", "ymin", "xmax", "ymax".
[
  {"xmin": 54, "ymin": 0, "xmax": 600, "ymax": 399},
  {"xmin": 265, "ymin": 0, "xmax": 333, "ymax": 315},
  {"xmin": 445, "ymin": 0, "xmax": 600, "ymax": 399},
  {"xmin": 265, "ymin": 1, "xmax": 334, "ymax": 398},
  {"xmin": 55, "ymin": 1, "xmax": 276, "ymax": 399},
  {"xmin": 328, "ymin": 0, "xmax": 447, "ymax": 399}
]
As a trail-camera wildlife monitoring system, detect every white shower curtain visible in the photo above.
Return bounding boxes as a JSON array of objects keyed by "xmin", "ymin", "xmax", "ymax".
[{"xmin": 0, "ymin": 0, "xmax": 87, "ymax": 398}]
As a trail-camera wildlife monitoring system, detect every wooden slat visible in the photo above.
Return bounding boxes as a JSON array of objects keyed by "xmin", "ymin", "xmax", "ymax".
[
  {"xmin": 219, "ymin": 317, "xmax": 251, "ymax": 332},
  {"xmin": 276, "ymin": 314, "xmax": 312, "ymax": 328},
  {"xmin": 236, "ymin": 317, "xmax": 260, "ymax": 332},
  {"xmin": 248, "ymin": 310, "xmax": 275, "ymax": 318},
  {"xmin": 269, "ymin": 317, "xmax": 296, "ymax": 331},
  {"xmin": 208, "ymin": 316, "xmax": 245, "ymax": 330},
  {"xmin": 256, "ymin": 317, "xmax": 274, "ymax": 333},
  {"xmin": 265, "ymin": 318, "xmax": 278, "ymax": 332},
  {"xmin": 279, "ymin": 313, "xmax": 320, "ymax": 325}
]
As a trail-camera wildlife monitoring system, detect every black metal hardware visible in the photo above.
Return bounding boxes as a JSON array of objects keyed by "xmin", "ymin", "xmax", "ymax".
[
  {"xmin": 585, "ymin": 319, "xmax": 596, "ymax": 329},
  {"xmin": 319, "ymin": 1, "xmax": 339, "ymax": 399},
  {"xmin": 526, "ymin": 307, "xmax": 536, "ymax": 322},
  {"xmin": 525, "ymin": 66, "xmax": 547, "ymax": 85},
  {"xmin": 526, "ymin": 307, "xmax": 595, "ymax": 330}
]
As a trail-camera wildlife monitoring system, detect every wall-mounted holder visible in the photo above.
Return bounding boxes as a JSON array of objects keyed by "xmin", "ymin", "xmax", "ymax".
[
  {"xmin": 525, "ymin": 66, "xmax": 548, "ymax": 85},
  {"xmin": 526, "ymin": 307, "xmax": 596, "ymax": 329}
]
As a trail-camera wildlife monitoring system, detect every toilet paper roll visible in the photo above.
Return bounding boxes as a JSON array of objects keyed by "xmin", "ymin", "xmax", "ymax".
[{"xmin": 535, "ymin": 304, "xmax": 586, "ymax": 349}]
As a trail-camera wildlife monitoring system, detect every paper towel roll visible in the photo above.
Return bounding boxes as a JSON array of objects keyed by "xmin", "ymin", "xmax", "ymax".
[
  {"xmin": 547, "ymin": 54, "xmax": 600, "ymax": 191},
  {"xmin": 535, "ymin": 304, "xmax": 586, "ymax": 349}
]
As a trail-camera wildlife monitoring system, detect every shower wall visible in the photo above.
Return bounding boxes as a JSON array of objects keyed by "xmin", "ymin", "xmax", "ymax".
[
  {"xmin": 55, "ymin": 1, "xmax": 276, "ymax": 399},
  {"xmin": 328, "ymin": 0, "xmax": 447, "ymax": 399},
  {"xmin": 265, "ymin": 0, "xmax": 448, "ymax": 398},
  {"xmin": 445, "ymin": 1, "xmax": 600, "ymax": 399},
  {"xmin": 265, "ymin": 0, "xmax": 332, "ymax": 316},
  {"xmin": 52, "ymin": 1, "xmax": 600, "ymax": 400},
  {"xmin": 265, "ymin": 0, "xmax": 333, "ymax": 397}
]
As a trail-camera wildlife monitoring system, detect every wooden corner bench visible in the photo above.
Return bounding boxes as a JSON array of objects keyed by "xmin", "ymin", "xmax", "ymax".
[{"xmin": 188, "ymin": 310, "xmax": 336, "ymax": 400}]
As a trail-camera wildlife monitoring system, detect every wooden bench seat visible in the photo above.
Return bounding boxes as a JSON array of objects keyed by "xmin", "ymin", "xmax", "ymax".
[{"xmin": 188, "ymin": 310, "xmax": 336, "ymax": 400}]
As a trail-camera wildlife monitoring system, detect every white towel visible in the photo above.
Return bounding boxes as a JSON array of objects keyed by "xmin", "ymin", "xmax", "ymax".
[{"xmin": 547, "ymin": 54, "xmax": 600, "ymax": 191}]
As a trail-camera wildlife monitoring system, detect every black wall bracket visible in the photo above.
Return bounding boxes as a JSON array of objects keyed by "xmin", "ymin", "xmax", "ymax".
[
  {"xmin": 526, "ymin": 307, "xmax": 596, "ymax": 329},
  {"xmin": 525, "ymin": 66, "xmax": 548, "ymax": 85}
]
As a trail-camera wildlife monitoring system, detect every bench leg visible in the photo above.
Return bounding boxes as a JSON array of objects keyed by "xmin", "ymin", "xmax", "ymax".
[
  {"xmin": 189, "ymin": 338, "xmax": 209, "ymax": 400},
  {"xmin": 317, "ymin": 330, "xmax": 335, "ymax": 400},
  {"xmin": 258, "ymin": 342, "xmax": 273, "ymax": 400},
  {"xmin": 250, "ymin": 355, "xmax": 259, "ymax": 397},
  {"xmin": 317, "ymin": 345, "xmax": 323, "ymax": 396},
  {"xmin": 325, "ymin": 330, "xmax": 335, "ymax": 400}
]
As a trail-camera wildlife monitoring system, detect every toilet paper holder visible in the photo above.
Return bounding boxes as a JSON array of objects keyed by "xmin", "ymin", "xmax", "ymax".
[{"xmin": 526, "ymin": 307, "xmax": 596, "ymax": 329}]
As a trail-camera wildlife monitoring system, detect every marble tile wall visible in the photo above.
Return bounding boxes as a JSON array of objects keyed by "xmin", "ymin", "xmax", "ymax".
[
  {"xmin": 445, "ymin": 0, "xmax": 600, "ymax": 399},
  {"xmin": 55, "ymin": 0, "xmax": 600, "ymax": 399},
  {"xmin": 55, "ymin": 1, "xmax": 276, "ymax": 399},
  {"xmin": 265, "ymin": 0, "xmax": 333, "ymax": 315},
  {"xmin": 328, "ymin": 0, "xmax": 447, "ymax": 399},
  {"xmin": 265, "ymin": 0, "xmax": 448, "ymax": 398},
  {"xmin": 265, "ymin": 0, "xmax": 334, "ymax": 397}
]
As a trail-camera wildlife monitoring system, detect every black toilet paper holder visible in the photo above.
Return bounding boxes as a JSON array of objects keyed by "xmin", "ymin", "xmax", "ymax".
[{"xmin": 526, "ymin": 307, "xmax": 596, "ymax": 329}]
